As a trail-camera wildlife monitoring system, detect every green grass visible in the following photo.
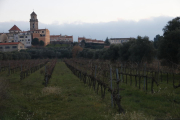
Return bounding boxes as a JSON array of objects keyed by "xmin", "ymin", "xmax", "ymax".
[
  {"xmin": 0, "ymin": 62, "xmax": 116, "ymax": 120},
  {"xmin": 1, "ymin": 61, "xmax": 180, "ymax": 120}
]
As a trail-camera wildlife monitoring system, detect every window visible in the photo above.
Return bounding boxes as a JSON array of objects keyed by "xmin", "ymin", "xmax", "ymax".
[
  {"xmin": 0, "ymin": 47, "xmax": 3, "ymax": 49},
  {"xmin": 42, "ymin": 31, "xmax": 44, "ymax": 33},
  {"xmin": 26, "ymin": 36, "xmax": 27, "ymax": 38},
  {"xmin": 28, "ymin": 39, "xmax": 30, "ymax": 41},
  {"xmin": 12, "ymin": 40, "xmax": 14, "ymax": 42},
  {"xmin": 20, "ymin": 40, "xmax": 21, "ymax": 41},
  {"xmin": 5, "ymin": 46, "xmax": 10, "ymax": 49},
  {"xmin": 22, "ymin": 40, "xmax": 24, "ymax": 41},
  {"xmin": 12, "ymin": 46, "xmax": 17, "ymax": 48},
  {"xmin": 20, "ymin": 36, "xmax": 24, "ymax": 38}
]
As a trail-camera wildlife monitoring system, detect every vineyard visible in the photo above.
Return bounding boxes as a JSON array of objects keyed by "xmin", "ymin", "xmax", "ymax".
[
  {"xmin": 0, "ymin": 58, "xmax": 180, "ymax": 119},
  {"xmin": 0, "ymin": 59, "xmax": 56, "ymax": 86},
  {"xmin": 64, "ymin": 58, "xmax": 180, "ymax": 113}
]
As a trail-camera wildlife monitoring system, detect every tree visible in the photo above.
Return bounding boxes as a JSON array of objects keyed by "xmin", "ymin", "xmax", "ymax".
[
  {"xmin": 129, "ymin": 36, "xmax": 155, "ymax": 63},
  {"xmin": 118, "ymin": 41, "xmax": 133, "ymax": 62},
  {"xmin": 32, "ymin": 38, "xmax": 39, "ymax": 46},
  {"xmin": 108, "ymin": 44, "xmax": 121, "ymax": 61},
  {"xmin": 104, "ymin": 37, "xmax": 110, "ymax": 45},
  {"xmin": 39, "ymin": 40, "xmax": 45, "ymax": 46},
  {"xmin": 158, "ymin": 17, "xmax": 180, "ymax": 63},
  {"xmin": 154, "ymin": 34, "xmax": 163, "ymax": 49},
  {"xmin": 72, "ymin": 46, "xmax": 83, "ymax": 58},
  {"xmin": 80, "ymin": 40, "xmax": 86, "ymax": 48}
]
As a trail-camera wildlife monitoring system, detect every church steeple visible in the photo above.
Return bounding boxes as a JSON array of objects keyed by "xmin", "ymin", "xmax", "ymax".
[{"xmin": 30, "ymin": 11, "xmax": 38, "ymax": 31}]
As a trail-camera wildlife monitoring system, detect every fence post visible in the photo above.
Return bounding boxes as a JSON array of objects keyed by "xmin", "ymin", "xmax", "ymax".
[
  {"xmin": 158, "ymin": 62, "xmax": 159, "ymax": 82},
  {"xmin": 110, "ymin": 65, "xmax": 113, "ymax": 107},
  {"xmin": 9, "ymin": 63, "xmax": 10, "ymax": 75},
  {"xmin": 144, "ymin": 63, "xmax": 146, "ymax": 91},
  {"xmin": 94, "ymin": 65, "xmax": 97, "ymax": 78},
  {"xmin": 116, "ymin": 68, "xmax": 120, "ymax": 98},
  {"xmin": 121, "ymin": 64, "xmax": 123, "ymax": 82}
]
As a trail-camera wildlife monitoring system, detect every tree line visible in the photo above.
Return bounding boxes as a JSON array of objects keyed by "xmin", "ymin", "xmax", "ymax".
[
  {"xmin": 78, "ymin": 36, "xmax": 154, "ymax": 63},
  {"xmin": 0, "ymin": 17, "xmax": 180, "ymax": 65},
  {"xmin": 0, "ymin": 47, "xmax": 71, "ymax": 60}
]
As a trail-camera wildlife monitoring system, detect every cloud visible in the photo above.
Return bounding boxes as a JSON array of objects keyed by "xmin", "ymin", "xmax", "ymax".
[{"xmin": 0, "ymin": 16, "xmax": 174, "ymax": 41}]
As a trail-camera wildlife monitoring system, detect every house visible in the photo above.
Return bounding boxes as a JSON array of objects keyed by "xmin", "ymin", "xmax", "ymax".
[
  {"xmin": 109, "ymin": 38, "xmax": 133, "ymax": 44},
  {"xmin": 50, "ymin": 34, "xmax": 73, "ymax": 42},
  {"xmin": 78, "ymin": 37, "xmax": 104, "ymax": 44},
  {"xmin": 30, "ymin": 29, "xmax": 50, "ymax": 46},
  {"xmin": 0, "ymin": 42, "xmax": 25, "ymax": 52},
  {"xmin": 14, "ymin": 32, "xmax": 32, "ymax": 48}
]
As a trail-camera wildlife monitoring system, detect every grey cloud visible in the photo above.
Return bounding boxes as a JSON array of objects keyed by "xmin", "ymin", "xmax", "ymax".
[{"xmin": 0, "ymin": 16, "xmax": 174, "ymax": 41}]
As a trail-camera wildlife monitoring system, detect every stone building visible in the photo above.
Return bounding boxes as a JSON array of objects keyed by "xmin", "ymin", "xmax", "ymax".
[
  {"xmin": 0, "ymin": 11, "xmax": 50, "ymax": 49},
  {"xmin": 0, "ymin": 42, "xmax": 25, "ymax": 52},
  {"xmin": 30, "ymin": 11, "xmax": 38, "ymax": 31},
  {"xmin": 0, "ymin": 25, "xmax": 22, "ymax": 43},
  {"xmin": 0, "ymin": 34, "xmax": 8, "ymax": 43},
  {"xmin": 28, "ymin": 11, "xmax": 50, "ymax": 46},
  {"xmin": 14, "ymin": 32, "xmax": 32, "ymax": 48},
  {"xmin": 78, "ymin": 37, "xmax": 104, "ymax": 44},
  {"xmin": 50, "ymin": 34, "xmax": 73, "ymax": 42},
  {"xmin": 31, "ymin": 29, "xmax": 50, "ymax": 46}
]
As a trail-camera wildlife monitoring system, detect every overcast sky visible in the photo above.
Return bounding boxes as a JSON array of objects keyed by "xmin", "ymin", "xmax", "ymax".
[{"xmin": 0, "ymin": 0, "xmax": 180, "ymax": 41}]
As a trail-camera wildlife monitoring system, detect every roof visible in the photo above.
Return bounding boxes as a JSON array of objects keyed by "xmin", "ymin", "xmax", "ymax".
[
  {"xmin": 50, "ymin": 35, "xmax": 73, "ymax": 38},
  {"xmin": 9, "ymin": 25, "xmax": 21, "ymax": 31},
  {"xmin": 31, "ymin": 11, "xmax": 37, "ymax": 15},
  {"xmin": 78, "ymin": 37, "xmax": 103, "ymax": 43},
  {"xmin": 66, "ymin": 36, "xmax": 73, "ymax": 38},
  {"xmin": 109, "ymin": 38, "xmax": 131, "ymax": 40},
  {"xmin": 0, "ymin": 42, "xmax": 21, "ymax": 45}
]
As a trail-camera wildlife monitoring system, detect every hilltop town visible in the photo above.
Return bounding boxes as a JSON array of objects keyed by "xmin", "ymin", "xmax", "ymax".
[{"xmin": 0, "ymin": 11, "xmax": 132, "ymax": 52}]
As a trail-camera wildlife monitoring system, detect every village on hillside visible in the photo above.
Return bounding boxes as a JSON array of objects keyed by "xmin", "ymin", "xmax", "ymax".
[{"xmin": 0, "ymin": 11, "xmax": 132, "ymax": 52}]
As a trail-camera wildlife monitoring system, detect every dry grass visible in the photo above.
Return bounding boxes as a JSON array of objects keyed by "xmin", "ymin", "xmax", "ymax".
[
  {"xmin": 114, "ymin": 111, "xmax": 154, "ymax": 120},
  {"xmin": 41, "ymin": 86, "xmax": 61, "ymax": 95}
]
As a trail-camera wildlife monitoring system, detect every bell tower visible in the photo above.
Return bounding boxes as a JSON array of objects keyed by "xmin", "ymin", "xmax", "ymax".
[{"xmin": 30, "ymin": 11, "xmax": 38, "ymax": 31}]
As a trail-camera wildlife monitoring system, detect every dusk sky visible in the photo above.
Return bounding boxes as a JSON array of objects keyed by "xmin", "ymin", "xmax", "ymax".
[{"xmin": 0, "ymin": 0, "xmax": 180, "ymax": 41}]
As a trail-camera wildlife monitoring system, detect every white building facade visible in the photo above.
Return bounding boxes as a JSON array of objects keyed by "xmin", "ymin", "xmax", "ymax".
[
  {"xmin": 109, "ymin": 38, "xmax": 133, "ymax": 44},
  {"xmin": 14, "ymin": 32, "xmax": 32, "ymax": 48}
]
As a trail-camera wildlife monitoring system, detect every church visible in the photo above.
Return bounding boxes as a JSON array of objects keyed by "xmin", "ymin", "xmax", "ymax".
[
  {"xmin": 0, "ymin": 11, "xmax": 50, "ymax": 51},
  {"xmin": 28, "ymin": 11, "xmax": 50, "ymax": 46}
]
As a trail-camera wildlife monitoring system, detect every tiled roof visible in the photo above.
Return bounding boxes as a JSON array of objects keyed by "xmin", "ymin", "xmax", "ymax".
[
  {"xmin": 0, "ymin": 42, "xmax": 21, "ymax": 45},
  {"xmin": 50, "ymin": 35, "xmax": 60, "ymax": 37},
  {"xmin": 9, "ymin": 25, "xmax": 21, "ymax": 31},
  {"xmin": 109, "ymin": 38, "xmax": 131, "ymax": 40},
  {"xmin": 78, "ymin": 37, "xmax": 103, "ymax": 43},
  {"xmin": 50, "ymin": 35, "xmax": 73, "ymax": 38},
  {"xmin": 66, "ymin": 36, "xmax": 73, "ymax": 38}
]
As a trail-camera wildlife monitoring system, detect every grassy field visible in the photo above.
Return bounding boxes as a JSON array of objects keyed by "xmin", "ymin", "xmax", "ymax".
[{"xmin": 0, "ymin": 61, "xmax": 180, "ymax": 120}]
